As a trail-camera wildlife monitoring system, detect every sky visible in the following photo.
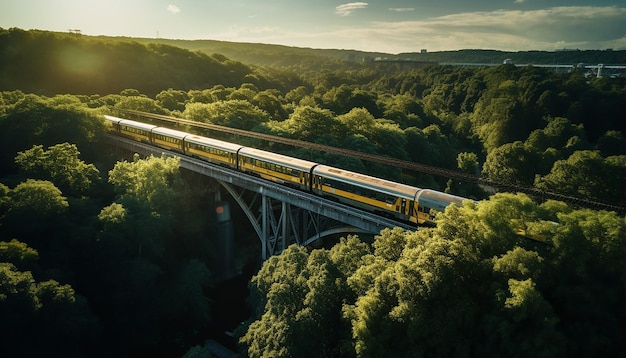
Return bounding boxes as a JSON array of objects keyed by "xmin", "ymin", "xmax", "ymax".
[{"xmin": 1, "ymin": 0, "xmax": 625, "ymax": 53}]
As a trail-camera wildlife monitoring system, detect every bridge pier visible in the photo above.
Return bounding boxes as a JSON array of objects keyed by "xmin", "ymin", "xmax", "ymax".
[
  {"xmin": 218, "ymin": 182, "xmax": 378, "ymax": 260},
  {"xmin": 212, "ymin": 192, "xmax": 235, "ymax": 282}
]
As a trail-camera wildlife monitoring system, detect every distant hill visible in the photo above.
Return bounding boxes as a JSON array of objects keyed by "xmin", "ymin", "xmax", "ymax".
[
  {"xmin": 127, "ymin": 37, "xmax": 626, "ymax": 68},
  {"xmin": 0, "ymin": 28, "xmax": 288, "ymax": 96},
  {"xmin": 1, "ymin": 28, "xmax": 624, "ymax": 96},
  {"xmin": 397, "ymin": 49, "xmax": 626, "ymax": 66}
]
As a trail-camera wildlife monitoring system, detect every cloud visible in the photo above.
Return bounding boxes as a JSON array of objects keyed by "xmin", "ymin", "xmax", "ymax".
[
  {"xmin": 335, "ymin": 2, "xmax": 368, "ymax": 16},
  {"xmin": 389, "ymin": 8, "xmax": 415, "ymax": 12},
  {"xmin": 208, "ymin": 6, "xmax": 626, "ymax": 54},
  {"xmin": 355, "ymin": 6, "xmax": 626, "ymax": 52},
  {"xmin": 207, "ymin": 25, "xmax": 282, "ymax": 42},
  {"xmin": 167, "ymin": 4, "xmax": 180, "ymax": 14},
  {"xmin": 423, "ymin": 6, "xmax": 626, "ymax": 43},
  {"xmin": 514, "ymin": 0, "xmax": 525, "ymax": 3}
]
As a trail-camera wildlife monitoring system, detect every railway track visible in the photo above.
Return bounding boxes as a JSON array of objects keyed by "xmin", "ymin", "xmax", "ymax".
[{"xmin": 116, "ymin": 109, "xmax": 625, "ymax": 214}]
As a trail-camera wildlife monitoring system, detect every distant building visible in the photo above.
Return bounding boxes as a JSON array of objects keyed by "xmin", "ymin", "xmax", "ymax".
[
  {"xmin": 503, "ymin": 58, "xmax": 513, "ymax": 65},
  {"xmin": 420, "ymin": 49, "xmax": 427, "ymax": 53}
]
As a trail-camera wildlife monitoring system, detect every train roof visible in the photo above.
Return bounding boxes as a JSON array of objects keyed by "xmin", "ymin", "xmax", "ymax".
[
  {"xmin": 117, "ymin": 118, "xmax": 158, "ymax": 131},
  {"xmin": 103, "ymin": 115, "xmax": 124, "ymax": 124},
  {"xmin": 238, "ymin": 147, "xmax": 318, "ymax": 171},
  {"xmin": 415, "ymin": 189, "xmax": 468, "ymax": 212},
  {"xmin": 184, "ymin": 134, "xmax": 243, "ymax": 152},
  {"xmin": 151, "ymin": 126, "xmax": 189, "ymax": 140},
  {"xmin": 313, "ymin": 165, "xmax": 419, "ymax": 199}
]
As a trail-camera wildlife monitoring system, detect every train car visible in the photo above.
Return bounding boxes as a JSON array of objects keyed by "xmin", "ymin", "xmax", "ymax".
[
  {"xmin": 312, "ymin": 165, "xmax": 420, "ymax": 222},
  {"xmin": 151, "ymin": 126, "xmax": 189, "ymax": 153},
  {"xmin": 104, "ymin": 115, "xmax": 475, "ymax": 228},
  {"xmin": 184, "ymin": 134, "xmax": 242, "ymax": 168},
  {"xmin": 104, "ymin": 114, "xmax": 123, "ymax": 129},
  {"xmin": 105, "ymin": 115, "xmax": 156, "ymax": 143},
  {"xmin": 413, "ymin": 189, "xmax": 467, "ymax": 225},
  {"xmin": 238, "ymin": 147, "xmax": 317, "ymax": 189}
]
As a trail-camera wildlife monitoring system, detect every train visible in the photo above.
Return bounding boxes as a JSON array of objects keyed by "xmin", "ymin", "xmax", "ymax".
[{"xmin": 104, "ymin": 115, "xmax": 468, "ymax": 226}]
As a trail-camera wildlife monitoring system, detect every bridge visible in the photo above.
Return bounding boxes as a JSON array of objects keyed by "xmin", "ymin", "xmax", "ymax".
[
  {"xmin": 441, "ymin": 62, "xmax": 626, "ymax": 77},
  {"xmin": 107, "ymin": 135, "xmax": 415, "ymax": 260}
]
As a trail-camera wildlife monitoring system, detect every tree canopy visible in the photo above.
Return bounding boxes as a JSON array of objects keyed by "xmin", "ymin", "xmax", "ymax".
[{"xmin": 242, "ymin": 194, "xmax": 626, "ymax": 357}]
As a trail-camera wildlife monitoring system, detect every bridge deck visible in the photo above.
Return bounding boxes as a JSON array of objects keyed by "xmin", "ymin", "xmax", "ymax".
[{"xmin": 107, "ymin": 135, "xmax": 416, "ymax": 236}]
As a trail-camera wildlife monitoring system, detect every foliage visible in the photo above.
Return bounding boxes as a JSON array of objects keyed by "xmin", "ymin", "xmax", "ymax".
[
  {"xmin": 0, "ymin": 94, "xmax": 107, "ymax": 175},
  {"xmin": 0, "ymin": 116, "xmax": 218, "ymax": 356},
  {"xmin": 535, "ymin": 150, "xmax": 626, "ymax": 205},
  {"xmin": 241, "ymin": 245, "xmax": 354, "ymax": 357},
  {"xmin": 108, "ymin": 154, "xmax": 182, "ymax": 219},
  {"xmin": 0, "ymin": 239, "xmax": 39, "ymax": 268},
  {"xmin": 0, "ymin": 244, "xmax": 100, "ymax": 357},
  {"xmin": 7, "ymin": 179, "xmax": 68, "ymax": 217},
  {"xmin": 183, "ymin": 99, "xmax": 270, "ymax": 130},
  {"xmin": 482, "ymin": 141, "xmax": 543, "ymax": 185},
  {"xmin": 0, "ymin": 28, "xmax": 265, "ymax": 96},
  {"xmin": 15, "ymin": 143, "xmax": 100, "ymax": 196},
  {"xmin": 243, "ymin": 194, "xmax": 625, "ymax": 357}
]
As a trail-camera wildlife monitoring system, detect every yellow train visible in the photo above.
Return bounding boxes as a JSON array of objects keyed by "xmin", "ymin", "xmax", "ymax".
[{"xmin": 105, "ymin": 115, "xmax": 469, "ymax": 225}]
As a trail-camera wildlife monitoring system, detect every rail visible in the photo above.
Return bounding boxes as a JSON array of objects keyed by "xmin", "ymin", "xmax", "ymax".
[
  {"xmin": 116, "ymin": 109, "xmax": 625, "ymax": 214},
  {"xmin": 106, "ymin": 134, "xmax": 417, "ymax": 234}
]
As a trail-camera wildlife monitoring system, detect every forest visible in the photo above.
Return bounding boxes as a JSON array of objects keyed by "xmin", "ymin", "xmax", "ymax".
[{"xmin": 0, "ymin": 28, "xmax": 625, "ymax": 357}]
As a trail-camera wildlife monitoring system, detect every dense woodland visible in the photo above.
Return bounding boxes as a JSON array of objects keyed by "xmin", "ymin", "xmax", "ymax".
[{"xmin": 0, "ymin": 28, "xmax": 625, "ymax": 357}]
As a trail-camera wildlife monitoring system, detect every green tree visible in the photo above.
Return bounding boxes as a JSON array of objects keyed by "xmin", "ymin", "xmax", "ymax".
[
  {"xmin": 372, "ymin": 227, "xmax": 406, "ymax": 262},
  {"xmin": 596, "ymin": 130, "xmax": 625, "ymax": 156},
  {"xmin": 337, "ymin": 107, "xmax": 376, "ymax": 135},
  {"xmin": 183, "ymin": 100, "xmax": 270, "ymax": 130},
  {"xmin": 1, "ymin": 179, "xmax": 70, "ymax": 252},
  {"xmin": 346, "ymin": 228, "xmax": 483, "ymax": 357},
  {"xmin": 114, "ymin": 95, "xmax": 168, "ymax": 114},
  {"xmin": 242, "ymin": 244, "xmax": 354, "ymax": 357},
  {"xmin": 404, "ymin": 124, "xmax": 457, "ymax": 173},
  {"xmin": 108, "ymin": 154, "xmax": 182, "ymax": 217},
  {"xmin": 482, "ymin": 141, "xmax": 542, "ymax": 185},
  {"xmin": 0, "ymin": 239, "xmax": 39, "ymax": 269},
  {"xmin": 480, "ymin": 278, "xmax": 565, "ymax": 357},
  {"xmin": 252, "ymin": 90, "xmax": 288, "ymax": 120},
  {"xmin": 380, "ymin": 93, "xmax": 427, "ymax": 129},
  {"xmin": 534, "ymin": 150, "xmax": 626, "ymax": 204},
  {"xmin": 15, "ymin": 143, "xmax": 100, "ymax": 196},
  {"xmin": 471, "ymin": 78, "xmax": 542, "ymax": 153},
  {"xmin": 0, "ymin": 262, "xmax": 99, "ymax": 357},
  {"xmin": 242, "ymin": 245, "xmax": 310, "ymax": 357},
  {"xmin": 285, "ymin": 86, "xmax": 309, "ymax": 104},
  {"xmin": 0, "ymin": 95, "xmax": 107, "ymax": 175},
  {"xmin": 539, "ymin": 208, "xmax": 626, "ymax": 356},
  {"xmin": 282, "ymin": 105, "xmax": 344, "ymax": 142},
  {"xmin": 369, "ymin": 121, "xmax": 408, "ymax": 160},
  {"xmin": 457, "ymin": 152, "xmax": 479, "ymax": 174},
  {"xmin": 525, "ymin": 117, "xmax": 587, "ymax": 153},
  {"xmin": 106, "ymin": 154, "xmax": 183, "ymax": 259},
  {"xmin": 7, "ymin": 179, "xmax": 68, "ymax": 217},
  {"xmin": 156, "ymin": 88, "xmax": 189, "ymax": 112},
  {"xmin": 449, "ymin": 152, "xmax": 487, "ymax": 198}
]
